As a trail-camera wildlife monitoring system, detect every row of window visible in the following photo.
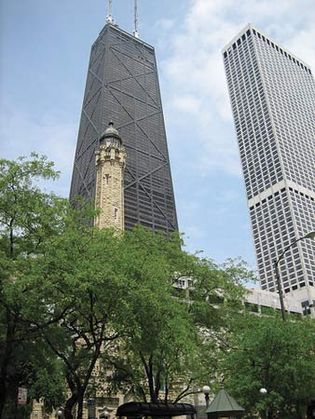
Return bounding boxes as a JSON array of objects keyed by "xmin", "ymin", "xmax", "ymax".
[
  {"xmin": 249, "ymin": 187, "xmax": 315, "ymax": 212},
  {"xmin": 253, "ymin": 28, "xmax": 311, "ymax": 74},
  {"xmin": 224, "ymin": 27, "xmax": 311, "ymax": 74}
]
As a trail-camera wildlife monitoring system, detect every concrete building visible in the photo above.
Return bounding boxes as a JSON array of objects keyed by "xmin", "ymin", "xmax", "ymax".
[
  {"xmin": 222, "ymin": 24, "xmax": 315, "ymax": 314},
  {"xmin": 244, "ymin": 287, "xmax": 302, "ymax": 317},
  {"xmin": 174, "ymin": 277, "xmax": 303, "ymax": 317}
]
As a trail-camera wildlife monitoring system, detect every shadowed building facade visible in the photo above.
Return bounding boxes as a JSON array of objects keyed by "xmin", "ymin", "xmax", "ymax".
[{"xmin": 70, "ymin": 23, "xmax": 178, "ymax": 233}]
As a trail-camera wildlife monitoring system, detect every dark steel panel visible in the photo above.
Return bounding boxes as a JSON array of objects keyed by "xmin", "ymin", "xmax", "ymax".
[{"xmin": 70, "ymin": 24, "xmax": 178, "ymax": 232}]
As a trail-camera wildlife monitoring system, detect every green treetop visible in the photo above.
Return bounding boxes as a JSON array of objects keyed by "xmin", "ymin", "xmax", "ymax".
[
  {"xmin": 222, "ymin": 314, "xmax": 315, "ymax": 419},
  {"xmin": 1, "ymin": 154, "xmax": 254, "ymax": 419}
]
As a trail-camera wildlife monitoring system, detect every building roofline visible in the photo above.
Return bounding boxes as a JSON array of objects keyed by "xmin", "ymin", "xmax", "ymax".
[
  {"xmin": 221, "ymin": 23, "xmax": 252, "ymax": 53},
  {"xmin": 96, "ymin": 22, "xmax": 154, "ymax": 51},
  {"xmin": 222, "ymin": 23, "xmax": 311, "ymax": 70}
]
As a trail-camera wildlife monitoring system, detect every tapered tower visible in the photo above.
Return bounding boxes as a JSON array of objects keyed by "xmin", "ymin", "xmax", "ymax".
[
  {"xmin": 94, "ymin": 122, "xmax": 126, "ymax": 230},
  {"xmin": 70, "ymin": 22, "xmax": 178, "ymax": 233}
]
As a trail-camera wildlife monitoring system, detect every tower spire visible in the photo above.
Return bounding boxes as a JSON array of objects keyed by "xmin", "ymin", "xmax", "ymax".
[
  {"xmin": 94, "ymin": 122, "xmax": 126, "ymax": 230},
  {"xmin": 133, "ymin": 0, "xmax": 139, "ymax": 38},
  {"xmin": 106, "ymin": 0, "xmax": 114, "ymax": 24}
]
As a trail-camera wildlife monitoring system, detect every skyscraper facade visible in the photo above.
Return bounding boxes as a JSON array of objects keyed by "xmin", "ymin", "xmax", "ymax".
[
  {"xmin": 223, "ymin": 24, "xmax": 315, "ymax": 312},
  {"xmin": 70, "ymin": 23, "xmax": 178, "ymax": 233}
]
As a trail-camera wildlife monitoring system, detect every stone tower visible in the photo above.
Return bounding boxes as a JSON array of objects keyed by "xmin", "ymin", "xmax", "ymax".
[{"xmin": 94, "ymin": 122, "xmax": 126, "ymax": 230}]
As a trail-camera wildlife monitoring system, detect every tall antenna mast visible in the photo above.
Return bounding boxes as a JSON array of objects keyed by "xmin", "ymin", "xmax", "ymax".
[
  {"xmin": 106, "ymin": 0, "xmax": 114, "ymax": 24},
  {"xmin": 133, "ymin": 0, "xmax": 139, "ymax": 38}
]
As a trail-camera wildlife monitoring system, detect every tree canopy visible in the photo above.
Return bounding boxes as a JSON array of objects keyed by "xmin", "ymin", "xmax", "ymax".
[
  {"xmin": 222, "ymin": 314, "xmax": 315, "ymax": 419},
  {"xmin": 0, "ymin": 154, "xmax": 67, "ymax": 418},
  {"xmin": 107, "ymin": 229, "xmax": 250, "ymax": 404},
  {"xmin": 1, "ymin": 154, "xmax": 254, "ymax": 419}
]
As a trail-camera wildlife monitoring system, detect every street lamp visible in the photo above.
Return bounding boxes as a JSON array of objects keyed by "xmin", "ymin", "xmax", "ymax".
[
  {"xmin": 259, "ymin": 388, "xmax": 268, "ymax": 419},
  {"xmin": 100, "ymin": 408, "xmax": 110, "ymax": 419},
  {"xmin": 57, "ymin": 408, "xmax": 64, "ymax": 419},
  {"xmin": 202, "ymin": 385, "xmax": 210, "ymax": 407},
  {"xmin": 274, "ymin": 231, "xmax": 315, "ymax": 321}
]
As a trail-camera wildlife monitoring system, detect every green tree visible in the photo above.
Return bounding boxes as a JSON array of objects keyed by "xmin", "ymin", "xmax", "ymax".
[
  {"xmin": 0, "ymin": 154, "xmax": 67, "ymax": 418},
  {"xmin": 0, "ymin": 154, "xmax": 253, "ymax": 419},
  {"xmin": 107, "ymin": 228, "xmax": 249, "ymax": 403},
  {"xmin": 0, "ymin": 154, "xmax": 130, "ymax": 419},
  {"xmin": 32, "ymin": 224, "xmax": 130, "ymax": 419},
  {"xmin": 222, "ymin": 314, "xmax": 315, "ymax": 418}
]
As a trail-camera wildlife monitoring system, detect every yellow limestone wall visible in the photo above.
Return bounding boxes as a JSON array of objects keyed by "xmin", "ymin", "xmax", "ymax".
[{"xmin": 94, "ymin": 143, "xmax": 126, "ymax": 231}]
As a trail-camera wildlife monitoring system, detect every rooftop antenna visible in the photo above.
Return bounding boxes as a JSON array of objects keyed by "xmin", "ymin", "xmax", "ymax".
[
  {"xmin": 106, "ymin": 0, "xmax": 114, "ymax": 24},
  {"xmin": 133, "ymin": 0, "xmax": 139, "ymax": 38}
]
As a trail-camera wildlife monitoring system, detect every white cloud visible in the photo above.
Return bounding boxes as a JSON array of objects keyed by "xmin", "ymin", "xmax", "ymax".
[
  {"xmin": 172, "ymin": 95, "xmax": 201, "ymax": 113},
  {"xmin": 155, "ymin": 18, "xmax": 175, "ymax": 31},
  {"xmin": 286, "ymin": 27, "xmax": 315, "ymax": 69},
  {"xmin": 161, "ymin": 0, "xmax": 315, "ymax": 176}
]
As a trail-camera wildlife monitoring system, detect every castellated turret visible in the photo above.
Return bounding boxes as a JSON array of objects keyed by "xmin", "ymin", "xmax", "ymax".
[{"xmin": 94, "ymin": 121, "xmax": 126, "ymax": 230}]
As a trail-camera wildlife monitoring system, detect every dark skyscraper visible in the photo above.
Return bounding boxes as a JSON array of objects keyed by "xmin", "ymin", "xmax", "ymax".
[{"xmin": 70, "ymin": 23, "xmax": 178, "ymax": 232}]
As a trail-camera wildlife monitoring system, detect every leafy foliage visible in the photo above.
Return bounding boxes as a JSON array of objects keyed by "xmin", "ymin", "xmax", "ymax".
[
  {"xmin": 0, "ymin": 154, "xmax": 67, "ymax": 418},
  {"xmin": 0, "ymin": 154, "xmax": 130, "ymax": 419},
  {"xmin": 32, "ymin": 224, "xmax": 132, "ymax": 419},
  {"xmin": 107, "ymin": 229, "xmax": 251, "ymax": 403},
  {"xmin": 0, "ymin": 154, "xmax": 253, "ymax": 419},
  {"xmin": 222, "ymin": 314, "xmax": 315, "ymax": 418}
]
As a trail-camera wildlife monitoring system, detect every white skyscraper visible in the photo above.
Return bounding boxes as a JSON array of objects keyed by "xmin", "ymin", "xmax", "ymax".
[{"xmin": 222, "ymin": 24, "xmax": 315, "ymax": 315}]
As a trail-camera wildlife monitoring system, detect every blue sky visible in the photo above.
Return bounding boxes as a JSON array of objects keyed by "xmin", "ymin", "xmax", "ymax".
[{"xmin": 1, "ymin": 0, "xmax": 315, "ymax": 270}]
